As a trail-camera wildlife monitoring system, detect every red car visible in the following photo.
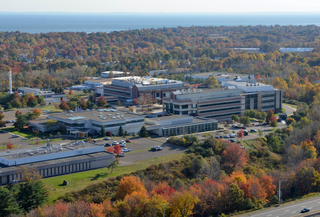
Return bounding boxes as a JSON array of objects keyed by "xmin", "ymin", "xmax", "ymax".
[{"xmin": 126, "ymin": 139, "xmax": 132, "ymax": 143}]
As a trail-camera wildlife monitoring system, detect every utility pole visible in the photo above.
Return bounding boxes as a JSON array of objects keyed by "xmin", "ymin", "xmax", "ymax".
[{"xmin": 279, "ymin": 180, "xmax": 287, "ymax": 206}]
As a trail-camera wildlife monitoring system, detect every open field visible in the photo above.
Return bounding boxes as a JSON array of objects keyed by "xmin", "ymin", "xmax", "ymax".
[{"xmin": 42, "ymin": 152, "xmax": 185, "ymax": 204}]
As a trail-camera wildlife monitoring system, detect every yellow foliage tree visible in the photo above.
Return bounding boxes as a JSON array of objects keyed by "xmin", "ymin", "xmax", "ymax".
[{"xmin": 170, "ymin": 191, "xmax": 200, "ymax": 217}]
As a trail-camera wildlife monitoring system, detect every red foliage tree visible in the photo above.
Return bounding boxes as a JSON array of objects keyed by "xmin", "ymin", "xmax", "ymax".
[
  {"xmin": 113, "ymin": 144, "xmax": 122, "ymax": 154},
  {"xmin": 106, "ymin": 131, "xmax": 112, "ymax": 136},
  {"xmin": 106, "ymin": 147, "xmax": 114, "ymax": 153},
  {"xmin": 69, "ymin": 89, "xmax": 73, "ymax": 95},
  {"xmin": 270, "ymin": 115, "xmax": 277, "ymax": 122},
  {"xmin": 222, "ymin": 143, "xmax": 248, "ymax": 169},
  {"xmin": 154, "ymin": 186, "xmax": 175, "ymax": 201},
  {"xmin": 33, "ymin": 108, "xmax": 41, "ymax": 117},
  {"xmin": 7, "ymin": 141, "xmax": 14, "ymax": 150},
  {"xmin": 15, "ymin": 110, "xmax": 22, "ymax": 117},
  {"xmin": 237, "ymin": 129, "xmax": 244, "ymax": 139},
  {"xmin": 59, "ymin": 100, "xmax": 70, "ymax": 110}
]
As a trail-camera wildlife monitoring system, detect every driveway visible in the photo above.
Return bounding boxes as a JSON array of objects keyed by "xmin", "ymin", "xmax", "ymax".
[{"xmin": 282, "ymin": 104, "xmax": 296, "ymax": 116}]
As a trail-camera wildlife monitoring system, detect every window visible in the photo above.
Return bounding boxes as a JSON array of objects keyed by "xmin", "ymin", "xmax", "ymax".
[
  {"xmin": 174, "ymin": 105, "xmax": 180, "ymax": 109},
  {"xmin": 156, "ymin": 93, "xmax": 160, "ymax": 97},
  {"xmin": 182, "ymin": 111, "xmax": 188, "ymax": 115},
  {"xmin": 181, "ymin": 105, "xmax": 188, "ymax": 109},
  {"xmin": 199, "ymin": 106, "xmax": 240, "ymax": 114},
  {"xmin": 192, "ymin": 104, "xmax": 197, "ymax": 108},
  {"xmin": 200, "ymin": 101, "xmax": 241, "ymax": 108}
]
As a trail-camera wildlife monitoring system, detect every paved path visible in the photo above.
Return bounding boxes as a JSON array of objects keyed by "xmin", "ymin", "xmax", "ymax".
[
  {"xmin": 237, "ymin": 196, "xmax": 320, "ymax": 217},
  {"xmin": 282, "ymin": 104, "xmax": 297, "ymax": 116}
]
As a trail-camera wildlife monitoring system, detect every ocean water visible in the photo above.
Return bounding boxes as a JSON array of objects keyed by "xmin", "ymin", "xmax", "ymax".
[{"xmin": 0, "ymin": 12, "xmax": 320, "ymax": 33}]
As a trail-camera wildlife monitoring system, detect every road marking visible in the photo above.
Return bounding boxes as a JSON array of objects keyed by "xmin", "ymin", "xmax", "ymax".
[
  {"xmin": 285, "ymin": 210, "xmax": 289, "ymax": 212},
  {"xmin": 267, "ymin": 215, "xmax": 272, "ymax": 216},
  {"xmin": 291, "ymin": 211, "xmax": 296, "ymax": 214}
]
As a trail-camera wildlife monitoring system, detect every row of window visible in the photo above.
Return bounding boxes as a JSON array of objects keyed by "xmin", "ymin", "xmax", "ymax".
[
  {"xmin": 199, "ymin": 100, "xmax": 241, "ymax": 108},
  {"xmin": 262, "ymin": 99, "xmax": 275, "ymax": 104},
  {"xmin": 162, "ymin": 122, "xmax": 218, "ymax": 136},
  {"xmin": 92, "ymin": 119, "xmax": 144, "ymax": 128},
  {"xmin": 199, "ymin": 106, "xmax": 241, "ymax": 114},
  {"xmin": 104, "ymin": 89, "xmax": 131, "ymax": 96},
  {"xmin": 262, "ymin": 94, "xmax": 275, "ymax": 98},
  {"xmin": 205, "ymin": 112, "xmax": 241, "ymax": 119}
]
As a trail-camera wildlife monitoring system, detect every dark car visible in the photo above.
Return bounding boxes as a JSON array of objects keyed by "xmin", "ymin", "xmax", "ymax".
[
  {"xmin": 126, "ymin": 139, "xmax": 132, "ymax": 143},
  {"xmin": 241, "ymin": 127, "xmax": 246, "ymax": 129},
  {"xmin": 229, "ymin": 139, "xmax": 236, "ymax": 143},
  {"xmin": 157, "ymin": 114, "xmax": 163, "ymax": 117},
  {"xmin": 250, "ymin": 129, "xmax": 257, "ymax": 133},
  {"xmin": 151, "ymin": 146, "xmax": 163, "ymax": 151},
  {"xmin": 215, "ymin": 136, "xmax": 222, "ymax": 139},
  {"xmin": 301, "ymin": 208, "xmax": 310, "ymax": 213},
  {"xmin": 105, "ymin": 143, "xmax": 112, "ymax": 146}
]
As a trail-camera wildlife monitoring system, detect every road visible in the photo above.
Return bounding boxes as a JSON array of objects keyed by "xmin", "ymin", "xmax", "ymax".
[
  {"xmin": 238, "ymin": 196, "xmax": 320, "ymax": 217},
  {"xmin": 282, "ymin": 104, "xmax": 296, "ymax": 116}
]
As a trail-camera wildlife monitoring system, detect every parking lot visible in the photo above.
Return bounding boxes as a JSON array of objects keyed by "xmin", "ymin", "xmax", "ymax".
[{"xmin": 101, "ymin": 137, "xmax": 187, "ymax": 166}]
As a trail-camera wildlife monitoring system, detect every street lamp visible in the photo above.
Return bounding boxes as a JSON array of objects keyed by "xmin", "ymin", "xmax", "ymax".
[
  {"xmin": 163, "ymin": 204, "xmax": 171, "ymax": 217},
  {"xmin": 279, "ymin": 180, "xmax": 287, "ymax": 205}
]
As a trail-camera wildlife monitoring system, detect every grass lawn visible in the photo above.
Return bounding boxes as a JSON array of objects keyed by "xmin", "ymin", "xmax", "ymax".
[
  {"xmin": 4, "ymin": 127, "xmax": 59, "ymax": 140},
  {"xmin": 0, "ymin": 144, "xmax": 19, "ymax": 149},
  {"xmin": 127, "ymin": 148, "xmax": 151, "ymax": 154},
  {"xmin": 240, "ymin": 140, "xmax": 255, "ymax": 148},
  {"xmin": 28, "ymin": 138, "xmax": 65, "ymax": 145},
  {"xmin": 42, "ymin": 153, "xmax": 185, "ymax": 204},
  {"xmin": 38, "ymin": 105, "xmax": 62, "ymax": 113}
]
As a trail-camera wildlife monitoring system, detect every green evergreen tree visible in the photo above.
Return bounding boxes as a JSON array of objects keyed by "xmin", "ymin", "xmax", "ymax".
[
  {"xmin": 18, "ymin": 181, "xmax": 48, "ymax": 212},
  {"xmin": 138, "ymin": 126, "xmax": 149, "ymax": 137},
  {"xmin": 228, "ymin": 183, "xmax": 244, "ymax": 212},
  {"xmin": 5, "ymin": 102, "xmax": 12, "ymax": 110},
  {"xmin": 100, "ymin": 125, "xmax": 106, "ymax": 137},
  {"xmin": 118, "ymin": 125, "xmax": 124, "ymax": 136},
  {"xmin": 14, "ymin": 114, "xmax": 28, "ymax": 130},
  {"xmin": 0, "ymin": 187, "xmax": 21, "ymax": 217}
]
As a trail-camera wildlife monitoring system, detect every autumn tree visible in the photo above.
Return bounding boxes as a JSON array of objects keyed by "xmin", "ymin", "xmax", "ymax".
[
  {"xmin": 69, "ymin": 89, "xmax": 73, "ymax": 95},
  {"xmin": 170, "ymin": 191, "xmax": 200, "ymax": 217},
  {"xmin": 237, "ymin": 129, "xmax": 244, "ymax": 140},
  {"xmin": 97, "ymin": 97, "xmax": 107, "ymax": 107},
  {"xmin": 59, "ymin": 100, "xmax": 70, "ymax": 110},
  {"xmin": 15, "ymin": 110, "xmax": 22, "ymax": 117},
  {"xmin": 32, "ymin": 108, "xmax": 41, "ymax": 117},
  {"xmin": 270, "ymin": 120, "xmax": 278, "ymax": 128},
  {"xmin": 114, "ymin": 144, "xmax": 122, "ymax": 155},
  {"xmin": 266, "ymin": 110, "xmax": 274, "ymax": 123},
  {"xmin": 79, "ymin": 132, "xmax": 85, "ymax": 138},
  {"xmin": 79, "ymin": 98, "xmax": 87, "ymax": 110},
  {"xmin": 115, "ymin": 176, "xmax": 147, "ymax": 200},
  {"xmin": 7, "ymin": 141, "xmax": 14, "ymax": 150},
  {"xmin": 227, "ymin": 183, "xmax": 244, "ymax": 212},
  {"xmin": 222, "ymin": 143, "xmax": 248, "ymax": 169}
]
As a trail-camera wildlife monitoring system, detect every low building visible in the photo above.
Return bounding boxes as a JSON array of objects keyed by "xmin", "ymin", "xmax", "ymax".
[
  {"xmin": 104, "ymin": 76, "xmax": 186, "ymax": 101},
  {"xmin": 30, "ymin": 109, "xmax": 145, "ymax": 136},
  {"xmin": 184, "ymin": 72, "xmax": 254, "ymax": 83},
  {"xmin": 279, "ymin": 48, "xmax": 314, "ymax": 53},
  {"xmin": 18, "ymin": 87, "xmax": 65, "ymax": 99},
  {"xmin": 145, "ymin": 115, "xmax": 218, "ymax": 137},
  {"xmin": 101, "ymin": 71, "xmax": 129, "ymax": 78},
  {"xmin": 0, "ymin": 141, "xmax": 114, "ymax": 185}
]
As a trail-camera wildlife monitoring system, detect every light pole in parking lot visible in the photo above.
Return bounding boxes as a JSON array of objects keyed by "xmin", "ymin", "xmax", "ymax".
[{"xmin": 279, "ymin": 180, "xmax": 287, "ymax": 206}]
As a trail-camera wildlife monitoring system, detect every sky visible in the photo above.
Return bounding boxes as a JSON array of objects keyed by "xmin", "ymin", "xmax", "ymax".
[{"xmin": 1, "ymin": 0, "xmax": 320, "ymax": 13}]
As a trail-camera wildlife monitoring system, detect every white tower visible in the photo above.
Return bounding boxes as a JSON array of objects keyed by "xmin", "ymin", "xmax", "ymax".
[{"xmin": 9, "ymin": 71, "xmax": 12, "ymax": 94}]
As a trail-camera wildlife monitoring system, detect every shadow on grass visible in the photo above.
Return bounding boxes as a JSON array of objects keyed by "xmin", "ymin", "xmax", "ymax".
[{"xmin": 90, "ymin": 172, "xmax": 109, "ymax": 181}]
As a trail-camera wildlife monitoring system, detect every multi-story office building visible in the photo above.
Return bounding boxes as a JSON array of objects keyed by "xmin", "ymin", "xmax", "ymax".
[
  {"xmin": 221, "ymin": 80, "xmax": 282, "ymax": 113},
  {"xmin": 104, "ymin": 76, "xmax": 186, "ymax": 101},
  {"xmin": 163, "ymin": 80, "xmax": 282, "ymax": 120}
]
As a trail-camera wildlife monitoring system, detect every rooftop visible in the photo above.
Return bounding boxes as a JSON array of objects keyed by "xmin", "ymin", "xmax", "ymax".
[
  {"xmin": 172, "ymin": 87, "xmax": 229, "ymax": 95},
  {"xmin": 149, "ymin": 115, "xmax": 190, "ymax": 121},
  {"xmin": 50, "ymin": 109, "xmax": 143, "ymax": 122},
  {"xmin": 188, "ymin": 72, "xmax": 253, "ymax": 81},
  {"xmin": 222, "ymin": 80, "xmax": 274, "ymax": 92},
  {"xmin": 111, "ymin": 76, "xmax": 184, "ymax": 88}
]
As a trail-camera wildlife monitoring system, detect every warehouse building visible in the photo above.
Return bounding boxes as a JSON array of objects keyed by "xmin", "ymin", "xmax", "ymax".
[
  {"xmin": 104, "ymin": 76, "xmax": 186, "ymax": 101},
  {"xmin": 0, "ymin": 141, "xmax": 114, "ymax": 185}
]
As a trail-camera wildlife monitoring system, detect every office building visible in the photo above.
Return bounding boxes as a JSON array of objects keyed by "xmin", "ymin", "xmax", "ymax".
[{"xmin": 104, "ymin": 76, "xmax": 186, "ymax": 101}]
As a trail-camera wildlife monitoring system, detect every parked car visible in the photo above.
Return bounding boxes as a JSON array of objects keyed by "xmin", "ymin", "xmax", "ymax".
[
  {"xmin": 117, "ymin": 152, "xmax": 125, "ymax": 157},
  {"xmin": 120, "ymin": 143, "xmax": 126, "ymax": 147},
  {"xmin": 301, "ymin": 208, "xmax": 310, "ymax": 213},
  {"xmin": 229, "ymin": 139, "xmax": 236, "ymax": 143},
  {"xmin": 223, "ymin": 135, "xmax": 230, "ymax": 138},
  {"xmin": 241, "ymin": 127, "xmax": 246, "ymax": 129},
  {"xmin": 92, "ymin": 139, "xmax": 96, "ymax": 143},
  {"xmin": 67, "ymin": 110, "xmax": 73, "ymax": 113},
  {"xmin": 126, "ymin": 139, "xmax": 132, "ymax": 143},
  {"xmin": 120, "ymin": 140, "xmax": 126, "ymax": 144},
  {"xmin": 136, "ymin": 105, "xmax": 140, "ymax": 107},
  {"xmin": 112, "ymin": 141, "xmax": 119, "ymax": 145},
  {"xmin": 244, "ymin": 130, "xmax": 249, "ymax": 136},
  {"xmin": 250, "ymin": 129, "xmax": 257, "ymax": 133},
  {"xmin": 122, "ymin": 148, "xmax": 131, "ymax": 152},
  {"xmin": 157, "ymin": 114, "xmax": 163, "ymax": 117},
  {"xmin": 232, "ymin": 124, "xmax": 237, "ymax": 128},
  {"xmin": 6, "ymin": 120, "xmax": 10, "ymax": 123},
  {"xmin": 151, "ymin": 146, "xmax": 163, "ymax": 151},
  {"xmin": 105, "ymin": 143, "xmax": 112, "ymax": 146},
  {"xmin": 12, "ymin": 134, "xmax": 19, "ymax": 138},
  {"xmin": 229, "ymin": 134, "xmax": 236, "ymax": 138},
  {"xmin": 103, "ymin": 137, "xmax": 111, "ymax": 140}
]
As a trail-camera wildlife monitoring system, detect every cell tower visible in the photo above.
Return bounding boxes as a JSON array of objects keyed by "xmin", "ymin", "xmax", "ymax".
[{"xmin": 9, "ymin": 71, "xmax": 12, "ymax": 93}]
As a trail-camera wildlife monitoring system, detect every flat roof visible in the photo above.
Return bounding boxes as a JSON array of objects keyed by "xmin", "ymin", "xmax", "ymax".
[
  {"xmin": 149, "ymin": 115, "xmax": 191, "ymax": 121},
  {"xmin": 0, "ymin": 142, "xmax": 100, "ymax": 160},
  {"xmin": 189, "ymin": 72, "xmax": 249, "ymax": 79},
  {"xmin": 0, "ymin": 151, "xmax": 114, "ymax": 174},
  {"xmin": 50, "ymin": 110, "xmax": 143, "ymax": 122},
  {"xmin": 162, "ymin": 117, "xmax": 217, "ymax": 129}
]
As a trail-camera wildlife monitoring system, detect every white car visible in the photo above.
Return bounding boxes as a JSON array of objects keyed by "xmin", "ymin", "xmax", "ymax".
[
  {"xmin": 229, "ymin": 134, "xmax": 236, "ymax": 138},
  {"xmin": 112, "ymin": 141, "xmax": 119, "ymax": 145},
  {"xmin": 12, "ymin": 134, "xmax": 19, "ymax": 138},
  {"xmin": 103, "ymin": 137, "xmax": 111, "ymax": 140},
  {"xmin": 120, "ymin": 143, "xmax": 126, "ymax": 147},
  {"xmin": 122, "ymin": 148, "xmax": 131, "ymax": 152},
  {"xmin": 120, "ymin": 140, "xmax": 126, "ymax": 144},
  {"xmin": 67, "ymin": 110, "xmax": 73, "ymax": 113}
]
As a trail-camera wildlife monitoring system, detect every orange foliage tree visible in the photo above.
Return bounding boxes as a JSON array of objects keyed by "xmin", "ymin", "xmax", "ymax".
[
  {"xmin": 7, "ymin": 141, "xmax": 14, "ymax": 150},
  {"xmin": 115, "ymin": 176, "xmax": 147, "ymax": 200},
  {"xmin": 33, "ymin": 108, "xmax": 41, "ymax": 117}
]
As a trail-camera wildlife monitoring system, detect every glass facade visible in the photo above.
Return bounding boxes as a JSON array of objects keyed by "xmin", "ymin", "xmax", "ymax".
[{"xmin": 245, "ymin": 94, "xmax": 258, "ymax": 110}]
